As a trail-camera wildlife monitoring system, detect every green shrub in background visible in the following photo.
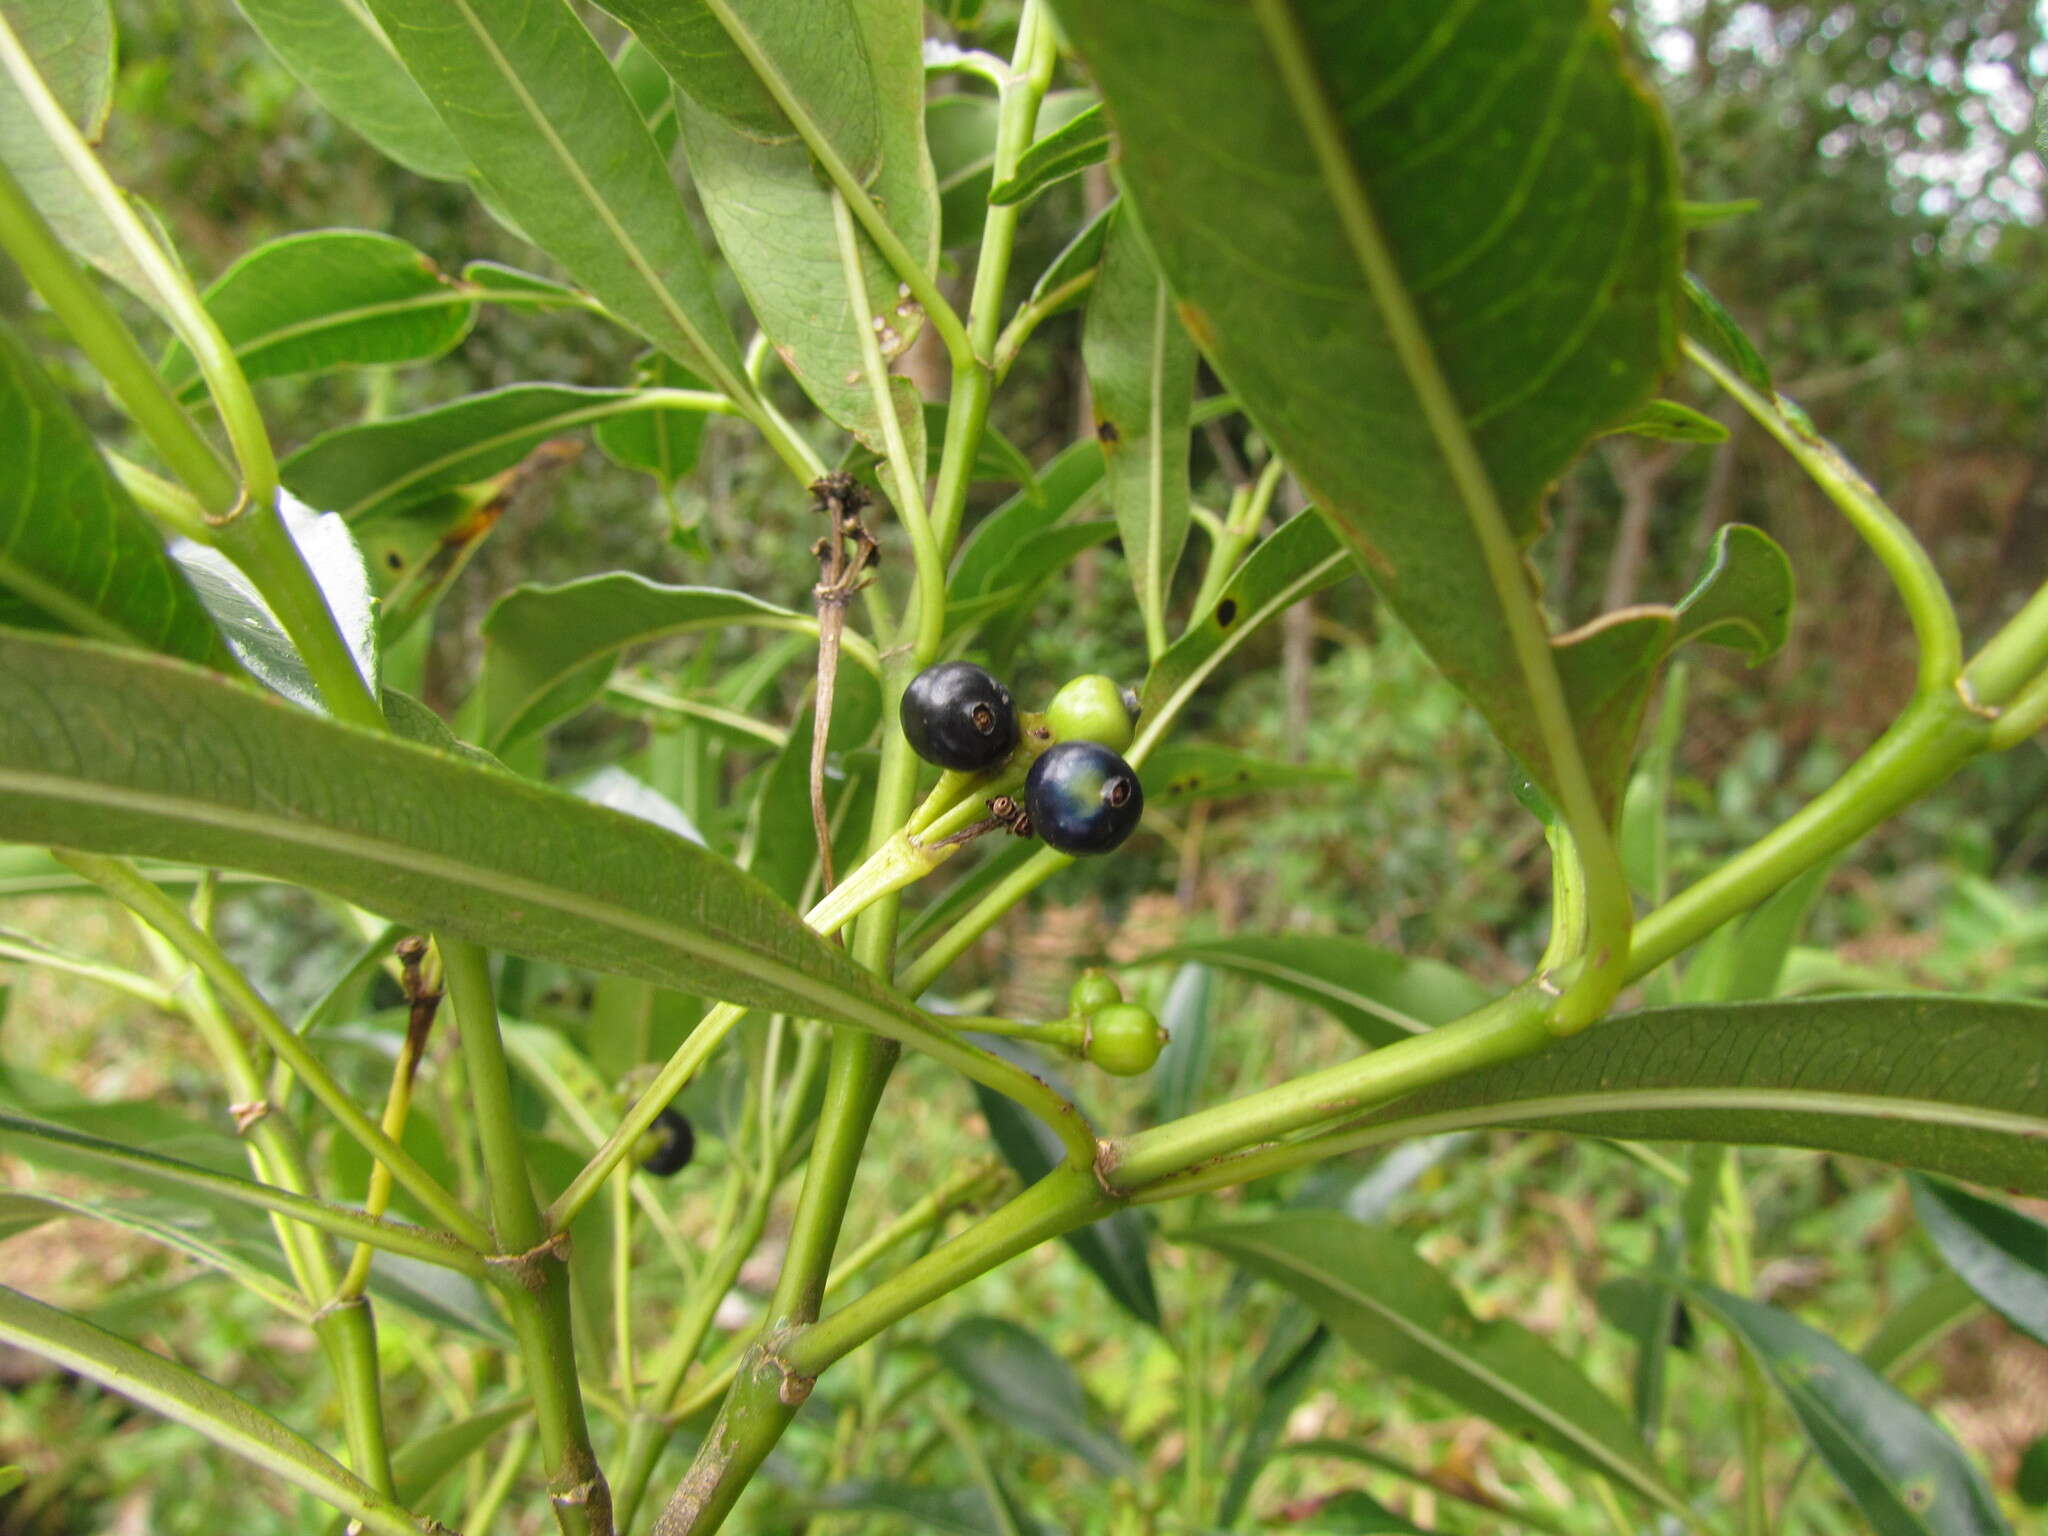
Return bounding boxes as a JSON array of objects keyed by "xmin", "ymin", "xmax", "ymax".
[{"xmin": 1, "ymin": 2, "xmax": 2047, "ymax": 1534}]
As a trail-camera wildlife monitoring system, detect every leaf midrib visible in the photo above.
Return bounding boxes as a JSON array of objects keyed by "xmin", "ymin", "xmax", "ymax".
[
  {"xmin": 1176, "ymin": 950, "xmax": 1430, "ymax": 1036},
  {"xmin": 1209, "ymin": 1230, "xmax": 1675, "ymax": 1510}
]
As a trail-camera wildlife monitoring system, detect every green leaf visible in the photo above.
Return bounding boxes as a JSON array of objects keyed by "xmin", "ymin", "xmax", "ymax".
[
  {"xmin": 990, "ymin": 101, "xmax": 1107, "ymax": 207},
  {"xmin": 1683, "ymin": 271, "xmax": 1772, "ymax": 392},
  {"xmin": 0, "ymin": 0, "xmax": 157, "ymax": 307},
  {"xmin": 945, "ymin": 522, "xmax": 1120, "ymax": 635},
  {"xmin": 1911, "ymin": 1176, "xmax": 2048, "ymax": 1350},
  {"xmin": 1341, "ymin": 996, "xmax": 2048, "ymax": 1198},
  {"xmin": 593, "ymin": 352, "xmax": 709, "ymax": 493},
  {"xmin": 809, "ymin": 1479, "xmax": 1051, "ymax": 1536},
  {"xmin": 1686, "ymin": 1284, "xmax": 2008, "ymax": 1536},
  {"xmin": 1183, "ymin": 1213, "xmax": 1681, "ymax": 1515},
  {"xmin": 615, "ymin": 0, "xmax": 939, "ymax": 447},
  {"xmin": 932, "ymin": 1315, "xmax": 1136, "ymax": 1478},
  {"xmin": 320, "ymin": 1397, "xmax": 527, "ymax": 1533},
  {"xmin": 927, "ymin": 91, "xmax": 1001, "ymax": 249},
  {"xmin": 2019, "ymin": 1436, "xmax": 2048, "ymax": 1507},
  {"xmin": 1218, "ymin": 1322, "xmax": 1330, "ymax": 1527},
  {"xmin": 1300, "ymin": 1490, "xmax": 1427, "ymax": 1535},
  {"xmin": 282, "ymin": 383, "xmax": 729, "ymax": 521},
  {"xmin": 843, "ymin": 400, "xmax": 1036, "ymax": 500},
  {"xmin": 162, "ymin": 230, "xmax": 476, "ymax": 396},
  {"xmin": 476, "ymin": 574, "xmax": 825, "ymax": 752},
  {"xmin": 612, "ymin": 35, "xmax": 679, "ymax": 156},
  {"xmin": 171, "ymin": 492, "xmax": 380, "ymax": 711},
  {"xmin": 742, "ymin": 710, "xmax": 879, "ymax": 906},
  {"xmin": 1142, "ymin": 745, "xmax": 1350, "ymax": 810},
  {"xmin": 229, "ymin": 0, "xmax": 470, "ymax": 179},
  {"xmin": 1679, "ymin": 197, "xmax": 1759, "ymax": 229},
  {"xmin": 1604, "ymin": 398, "xmax": 1729, "ymax": 444},
  {"xmin": 1083, "ymin": 204, "xmax": 1196, "ymax": 654},
  {"xmin": 359, "ymin": 0, "xmax": 743, "ymax": 385},
  {"xmin": 1671, "ymin": 522, "xmax": 1795, "ymax": 658},
  {"xmin": 0, "ymin": 320, "xmax": 231, "ymax": 668},
  {"xmin": 968, "ymin": 1038, "xmax": 1159, "ymax": 1328},
  {"xmin": 1141, "ymin": 935, "xmax": 1490, "ymax": 1047},
  {"xmin": 1675, "ymin": 858, "xmax": 1831, "ymax": 1004},
  {"xmin": 1150, "ymin": 962, "xmax": 1214, "ymax": 1123},
  {"xmin": 1135, "ymin": 512, "xmax": 1350, "ymax": 744},
  {"xmin": 0, "ymin": 1466, "xmax": 22, "ymax": 1498},
  {"xmin": 1025, "ymin": 198, "xmax": 1115, "ymax": 315},
  {"xmin": 0, "ymin": 629, "xmax": 975, "ymax": 1044},
  {"xmin": 1056, "ymin": 0, "xmax": 1682, "ymax": 808},
  {"xmin": 0, "ymin": 1284, "xmax": 438, "ymax": 1536}
]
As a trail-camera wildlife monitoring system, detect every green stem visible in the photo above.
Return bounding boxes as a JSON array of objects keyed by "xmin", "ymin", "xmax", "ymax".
[
  {"xmin": 445, "ymin": 939, "xmax": 610, "ymax": 1535},
  {"xmin": 1686, "ymin": 337, "xmax": 1962, "ymax": 694},
  {"xmin": 896, "ymin": 847, "xmax": 1071, "ymax": 997},
  {"xmin": 63, "ymin": 851, "xmax": 491, "ymax": 1250},
  {"xmin": 1717, "ymin": 1153, "xmax": 1770, "ymax": 1536},
  {"xmin": 1188, "ymin": 457, "xmax": 1285, "ymax": 623},
  {"xmin": 464, "ymin": 1421, "xmax": 536, "ymax": 1535},
  {"xmin": 1988, "ymin": 667, "xmax": 2048, "ymax": 751},
  {"xmin": 0, "ymin": 159, "xmax": 236, "ymax": 519},
  {"xmin": 1965, "ymin": 580, "xmax": 2048, "ymax": 708},
  {"xmin": 992, "ymin": 269, "xmax": 1098, "ymax": 383},
  {"xmin": 1249, "ymin": 0, "xmax": 1629, "ymax": 1036},
  {"xmin": 105, "ymin": 452, "xmax": 218, "ymax": 540},
  {"xmin": 0, "ymin": 10, "xmax": 276, "ymax": 513},
  {"xmin": 317, "ymin": 1300, "xmax": 395, "ymax": 1497}
]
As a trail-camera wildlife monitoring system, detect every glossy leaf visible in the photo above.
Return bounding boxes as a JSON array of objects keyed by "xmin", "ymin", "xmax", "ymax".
[
  {"xmin": 1911, "ymin": 1176, "xmax": 2048, "ymax": 1349},
  {"xmin": 933, "ymin": 1315, "xmax": 1136, "ymax": 1477},
  {"xmin": 1056, "ymin": 0, "xmax": 1682, "ymax": 807},
  {"xmin": 282, "ymin": 384, "xmax": 730, "ymax": 521},
  {"xmin": 0, "ymin": 629, "xmax": 973, "ymax": 1041},
  {"xmin": 0, "ymin": 1284, "xmax": 433, "ymax": 1536},
  {"xmin": 1150, "ymin": 962, "xmax": 1213, "ymax": 1123},
  {"xmin": 1083, "ymin": 204, "xmax": 1196, "ymax": 653},
  {"xmin": 616, "ymin": 0, "xmax": 939, "ymax": 446},
  {"xmin": 1142, "ymin": 934, "xmax": 1489, "ymax": 1047},
  {"xmin": 0, "ymin": 320, "xmax": 230, "ymax": 667},
  {"xmin": 359, "ymin": 0, "xmax": 743, "ymax": 384},
  {"xmin": 593, "ymin": 352, "xmax": 709, "ymax": 492},
  {"xmin": 476, "ymin": 574, "xmax": 824, "ymax": 751},
  {"xmin": 990, "ymin": 101, "xmax": 1108, "ymax": 206},
  {"xmin": 171, "ymin": 491, "xmax": 379, "ymax": 710},
  {"xmin": 1604, "ymin": 398, "xmax": 1729, "ymax": 444},
  {"xmin": 1135, "ymin": 512, "xmax": 1350, "ymax": 742},
  {"xmin": 1143, "ymin": 745, "xmax": 1350, "ymax": 810},
  {"xmin": 1184, "ymin": 1213, "xmax": 1681, "ymax": 1513},
  {"xmin": 1687, "ymin": 1284, "xmax": 2007, "ymax": 1536},
  {"xmin": 1683, "ymin": 271, "xmax": 1772, "ymax": 392},
  {"xmin": 946, "ymin": 522, "xmax": 1120, "ymax": 635},
  {"xmin": 229, "ymin": 0, "xmax": 469, "ymax": 179},
  {"xmin": 0, "ymin": 0, "xmax": 157, "ymax": 307},
  {"xmin": 968, "ymin": 1037, "xmax": 1159, "ymax": 1328},
  {"xmin": 1342, "ymin": 996, "xmax": 2048, "ymax": 1197},
  {"xmin": 163, "ymin": 230, "xmax": 475, "ymax": 395}
]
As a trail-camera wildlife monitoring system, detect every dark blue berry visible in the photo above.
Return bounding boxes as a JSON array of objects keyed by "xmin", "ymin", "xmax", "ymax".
[
  {"xmin": 900, "ymin": 661, "xmax": 1019, "ymax": 771},
  {"xmin": 642, "ymin": 1107, "xmax": 695, "ymax": 1177},
  {"xmin": 1025, "ymin": 740, "xmax": 1144, "ymax": 856}
]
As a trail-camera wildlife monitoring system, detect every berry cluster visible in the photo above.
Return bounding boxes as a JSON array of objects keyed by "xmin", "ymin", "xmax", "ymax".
[{"xmin": 898, "ymin": 663, "xmax": 1147, "ymax": 857}]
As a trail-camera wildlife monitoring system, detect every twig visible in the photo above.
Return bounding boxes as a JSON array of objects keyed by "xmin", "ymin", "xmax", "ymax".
[{"xmin": 807, "ymin": 473, "xmax": 878, "ymax": 898}]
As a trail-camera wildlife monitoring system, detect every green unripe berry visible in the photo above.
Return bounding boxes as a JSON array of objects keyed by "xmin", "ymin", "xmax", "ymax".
[
  {"xmin": 1067, "ymin": 967, "xmax": 1123, "ymax": 1017},
  {"xmin": 1085, "ymin": 1003, "xmax": 1165, "ymax": 1077},
  {"xmin": 1044, "ymin": 674, "xmax": 1136, "ymax": 753}
]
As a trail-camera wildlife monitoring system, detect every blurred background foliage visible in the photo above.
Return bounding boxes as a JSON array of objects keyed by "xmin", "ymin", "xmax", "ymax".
[{"xmin": 2, "ymin": 1, "xmax": 2047, "ymax": 1532}]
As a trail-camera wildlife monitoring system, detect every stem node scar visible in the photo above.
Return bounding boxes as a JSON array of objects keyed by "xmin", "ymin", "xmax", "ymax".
[
  {"xmin": 227, "ymin": 1099, "xmax": 270, "ymax": 1135},
  {"xmin": 1954, "ymin": 675, "xmax": 2000, "ymax": 720},
  {"xmin": 485, "ymin": 1230, "xmax": 574, "ymax": 1293},
  {"xmin": 808, "ymin": 472, "xmax": 880, "ymax": 896}
]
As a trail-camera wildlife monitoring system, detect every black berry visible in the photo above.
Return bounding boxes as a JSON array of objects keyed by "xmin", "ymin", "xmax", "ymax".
[
  {"xmin": 1024, "ymin": 740, "xmax": 1144, "ymax": 856},
  {"xmin": 642, "ymin": 1107, "xmax": 695, "ymax": 1177},
  {"xmin": 899, "ymin": 661, "xmax": 1019, "ymax": 771}
]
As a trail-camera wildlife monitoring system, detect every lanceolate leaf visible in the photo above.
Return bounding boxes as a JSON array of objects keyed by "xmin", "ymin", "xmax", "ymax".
[
  {"xmin": 1141, "ymin": 745, "xmax": 1350, "ymax": 810},
  {"xmin": 932, "ymin": 1316, "xmax": 1136, "ymax": 1477},
  {"xmin": 282, "ymin": 384, "xmax": 734, "ymax": 521},
  {"xmin": 1339, "ymin": 997, "xmax": 2048, "ymax": 1198},
  {"xmin": 230, "ymin": 0, "xmax": 470, "ymax": 180},
  {"xmin": 0, "ymin": 320, "xmax": 231, "ymax": 668},
  {"xmin": 1911, "ymin": 1176, "xmax": 2048, "ymax": 1349},
  {"xmin": 358, "ymin": 0, "xmax": 744, "ymax": 387},
  {"xmin": 1083, "ymin": 204, "xmax": 1196, "ymax": 655},
  {"xmin": 610, "ymin": 0, "xmax": 939, "ymax": 446},
  {"xmin": 1604, "ymin": 398, "xmax": 1729, "ymax": 445},
  {"xmin": 1686, "ymin": 1284, "xmax": 2008, "ymax": 1536},
  {"xmin": 990, "ymin": 101, "xmax": 1108, "ymax": 207},
  {"xmin": 0, "ymin": 630, "xmax": 973, "ymax": 1049},
  {"xmin": 1134, "ymin": 512, "xmax": 1350, "ymax": 755},
  {"xmin": 0, "ymin": 1285, "xmax": 439, "ymax": 1536},
  {"xmin": 476, "ymin": 574, "xmax": 837, "ymax": 751},
  {"xmin": 1184, "ymin": 1213, "xmax": 1682, "ymax": 1515},
  {"xmin": 1141, "ymin": 934, "xmax": 1491, "ymax": 1046},
  {"xmin": 163, "ymin": 230, "xmax": 477, "ymax": 396},
  {"xmin": 1056, "ymin": 0, "xmax": 1682, "ymax": 805}
]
